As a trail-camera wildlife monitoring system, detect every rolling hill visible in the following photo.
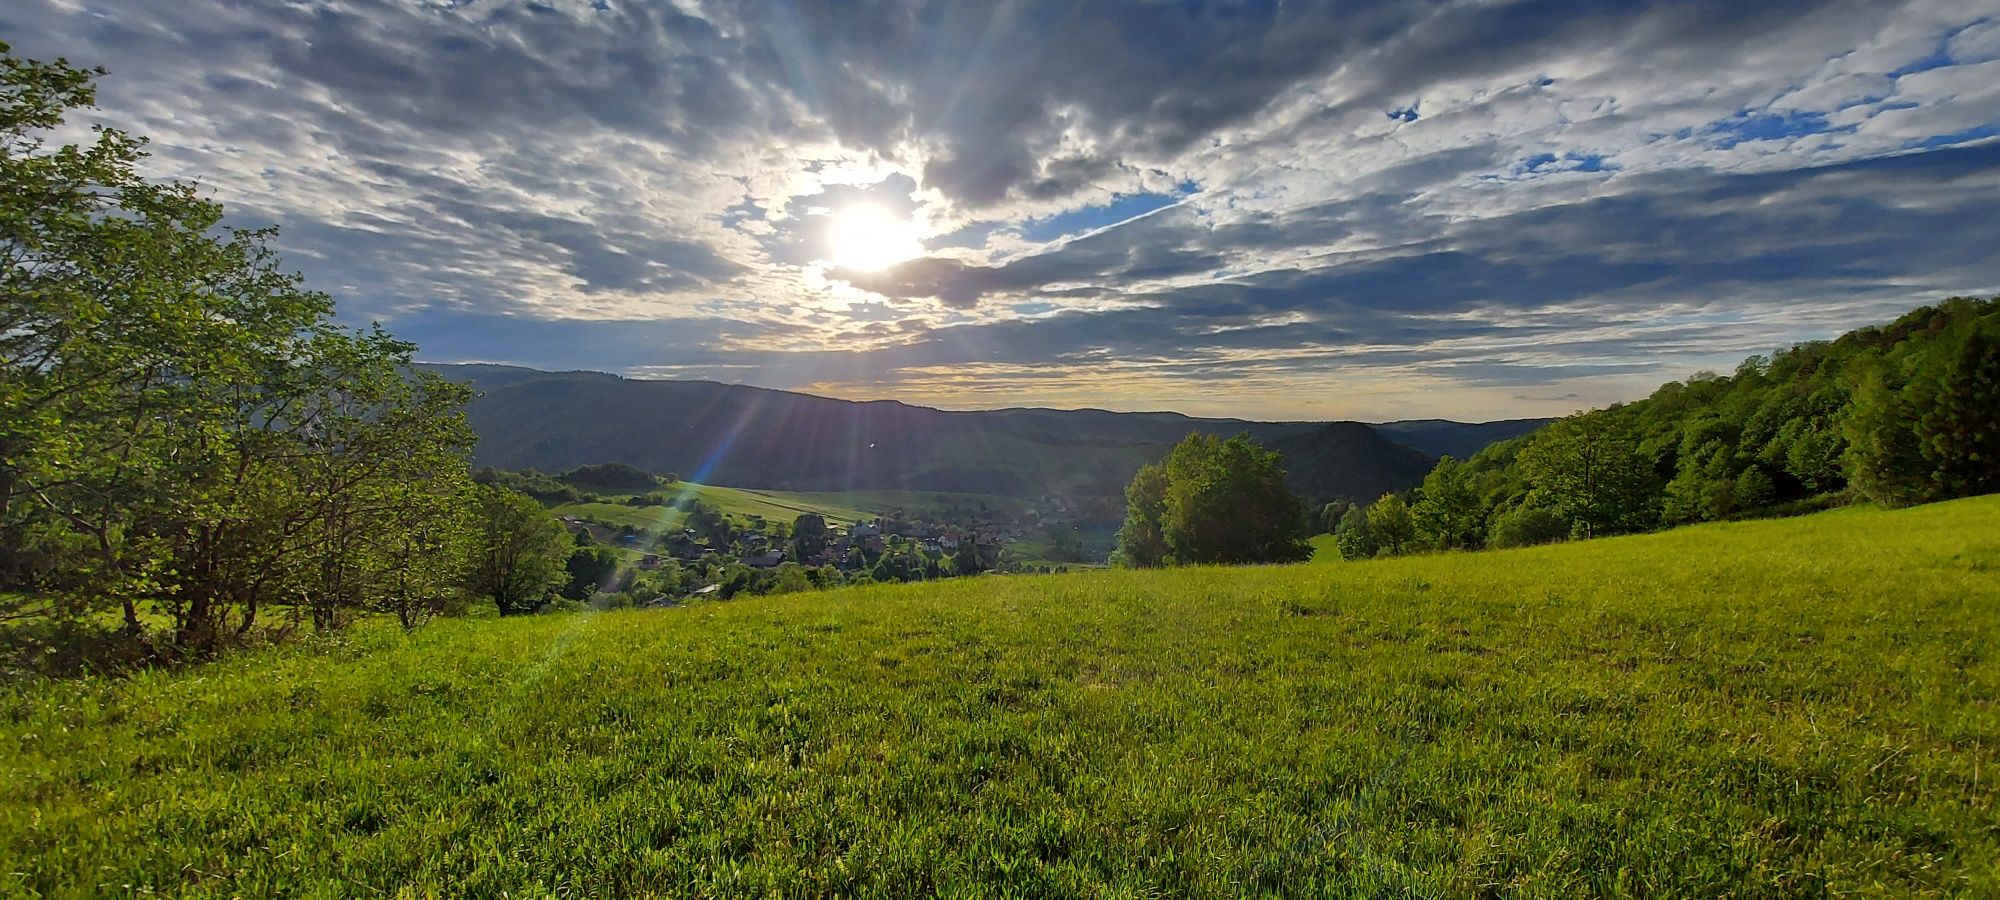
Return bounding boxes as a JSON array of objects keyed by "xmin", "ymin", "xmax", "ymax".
[
  {"xmin": 6, "ymin": 496, "xmax": 1995, "ymax": 895},
  {"xmin": 427, "ymin": 364, "xmax": 1544, "ymax": 504}
]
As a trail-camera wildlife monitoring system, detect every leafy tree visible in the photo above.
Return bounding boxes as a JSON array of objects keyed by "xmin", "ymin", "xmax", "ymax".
[
  {"xmin": 1161, "ymin": 434, "xmax": 1312, "ymax": 565},
  {"xmin": 1517, "ymin": 413, "xmax": 1656, "ymax": 538},
  {"xmin": 469, "ymin": 486, "xmax": 570, "ymax": 615},
  {"xmin": 1842, "ymin": 360, "xmax": 1933, "ymax": 505},
  {"xmin": 789, "ymin": 514, "xmax": 828, "ymax": 561},
  {"xmin": 1116, "ymin": 435, "xmax": 1310, "ymax": 566},
  {"xmin": 1318, "ymin": 500, "xmax": 1353, "ymax": 535},
  {"xmin": 1732, "ymin": 466, "xmax": 1776, "ymax": 509},
  {"xmin": 1411, "ymin": 457, "xmax": 1483, "ymax": 550},
  {"xmin": 1334, "ymin": 505, "xmax": 1377, "ymax": 560},
  {"xmin": 1487, "ymin": 506, "xmax": 1568, "ymax": 549},
  {"xmin": 1917, "ymin": 320, "xmax": 2000, "ymax": 498},
  {"xmin": 557, "ymin": 462, "xmax": 659, "ymax": 493},
  {"xmin": 0, "ymin": 43, "xmax": 479, "ymax": 654},
  {"xmin": 1365, "ymin": 494, "xmax": 1416, "ymax": 556},
  {"xmin": 686, "ymin": 502, "xmax": 730, "ymax": 546},
  {"xmin": 561, "ymin": 545, "xmax": 622, "ymax": 601},
  {"xmin": 1112, "ymin": 462, "xmax": 1171, "ymax": 567},
  {"xmin": 953, "ymin": 539, "xmax": 985, "ymax": 575},
  {"xmin": 766, "ymin": 563, "xmax": 813, "ymax": 595}
]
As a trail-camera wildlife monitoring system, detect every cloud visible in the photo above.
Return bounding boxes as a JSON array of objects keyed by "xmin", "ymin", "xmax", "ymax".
[{"xmin": 5, "ymin": 0, "xmax": 2000, "ymax": 419}]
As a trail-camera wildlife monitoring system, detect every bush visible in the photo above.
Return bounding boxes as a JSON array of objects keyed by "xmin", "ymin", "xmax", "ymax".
[{"xmin": 1488, "ymin": 507, "xmax": 1568, "ymax": 549}]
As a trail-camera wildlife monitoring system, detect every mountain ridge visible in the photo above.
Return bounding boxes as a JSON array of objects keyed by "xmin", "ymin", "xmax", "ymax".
[{"xmin": 422, "ymin": 363, "xmax": 1548, "ymax": 505}]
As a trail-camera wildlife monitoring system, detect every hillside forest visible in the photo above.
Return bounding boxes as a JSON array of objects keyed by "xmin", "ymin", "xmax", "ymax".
[{"xmin": 1322, "ymin": 296, "xmax": 2000, "ymax": 558}]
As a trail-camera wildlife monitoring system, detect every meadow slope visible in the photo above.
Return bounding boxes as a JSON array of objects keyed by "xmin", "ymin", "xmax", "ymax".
[{"xmin": 5, "ymin": 498, "xmax": 1999, "ymax": 897}]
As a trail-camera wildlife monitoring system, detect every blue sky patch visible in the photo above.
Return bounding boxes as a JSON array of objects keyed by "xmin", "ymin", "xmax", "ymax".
[
  {"xmin": 1019, "ymin": 181, "xmax": 1199, "ymax": 243},
  {"xmin": 1706, "ymin": 109, "xmax": 1854, "ymax": 149}
]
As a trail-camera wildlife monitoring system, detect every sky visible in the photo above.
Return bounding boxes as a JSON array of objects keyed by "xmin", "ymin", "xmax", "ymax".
[{"xmin": 8, "ymin": 0, "xmax": 2000, "ymax": 422}]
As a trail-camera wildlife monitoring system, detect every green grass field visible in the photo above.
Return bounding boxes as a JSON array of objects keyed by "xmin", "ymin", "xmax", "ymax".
[
  {"xmin": 5, "ymin": 497, "xmax": 1998, "ymax": 896},
  {"xmin": 554, "ymin": 483, "xmax": 1030, "ymax": 530}
]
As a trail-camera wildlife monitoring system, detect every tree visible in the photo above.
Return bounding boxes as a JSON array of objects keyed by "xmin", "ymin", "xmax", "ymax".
[
  {"xmin": 1112, "ymin": 462, "xmax": 1171, "ymax": 567},
  {"xmin": 1917, "ymin": 320, "xmax": 2000, "ymax": 498},
  {"xmin": 0, "ymin": 44, "xmax": 481, "ymax": 655},
  {"xmin": 789, "ymin": 513, "xmax": 828, "ymax": 562},
  {"xmin": 1317, "ymin": 500, "xmax": 1353, "ymax": 536},
  {"xmin": 561, "ymin": 545, "xmax": 622, "ymax": 601},
  {"xmin": 1842, "ymin": 360, "xmax": 1933, "ymax": 505},
  {"xmin": 1517, "ymin": 413, "xmax": 1656, "ymax": 538},
  {"xmin": 469, "ymin": 486, "xmax": 570, "ymax": 615},
  {"xmin": 1116, "ymin": 433, "xmax": 1311, "ymax": 566},
  {"xmin": 1365, "ymin": 494, "xmax": 1415, "ymax": 556},
  {"xmin": 1334, "ymin": 505, "xmax": 1377, "ymax": 560},
  {"xmin": 1487, "ymin": 506, "xmax": 1568, "ymax": 549},
  {"xmin": 952, "ymin": 539, "xmax": 985, "ymax": 575},
  {"xmin": 1732, "ymin": 465, "xmax": 1775, "ymax": 509},
  {"xmin": 1411, "ymin": 457, "xmax": 1484, "ymax": 550}
]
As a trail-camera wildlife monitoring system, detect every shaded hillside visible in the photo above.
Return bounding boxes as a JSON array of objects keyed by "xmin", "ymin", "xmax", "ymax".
[
  {"xmin": 1268, "ymin": 422, "xmax": 1438, "ymax": 503},
  {"xmin": 426, "ymin": 365, "xmax": 1322, "ymax": 497},
  {"xmin": 427, "ymin": 365, "xmax": 1539, "ymax": 506},
  {"xmin": 1375, "ymin": 418, "xmax": 1550, "ymax": 459}
]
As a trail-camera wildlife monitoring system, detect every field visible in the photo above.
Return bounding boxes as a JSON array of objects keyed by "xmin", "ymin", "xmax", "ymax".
[
  {"xmin": 5, "ymin": 497, "xmax": 1998, "ymax": 896},
  {"xmin": 552, "ymin": 483, "xmax": 1030, "ymax": 529}
]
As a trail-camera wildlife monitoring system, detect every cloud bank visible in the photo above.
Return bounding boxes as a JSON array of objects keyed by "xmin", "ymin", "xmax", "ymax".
[{"xmin": 6, "ymin": 0, "xmax": 1999, "ymax": 419}]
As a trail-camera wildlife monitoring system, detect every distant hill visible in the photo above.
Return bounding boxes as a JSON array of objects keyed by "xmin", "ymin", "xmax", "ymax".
[
  {"xmin": 424, "ymin": 364, "xmax": 1538, "ymax": 509},
  {"xmin": 1267, "ymin": 422, "xmax": 1439, "ymax": 503},
  {"xmin": 1374, "ymin": 418, "xmax": 1551, "ymax": 459}
]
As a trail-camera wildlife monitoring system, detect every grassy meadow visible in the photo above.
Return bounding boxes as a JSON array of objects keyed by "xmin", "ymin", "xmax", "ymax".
[
  {"xmin": 552, "ymin": 483, "xmax": 1030, "ymax": 530},
  {"xmin": 5, "ymin": 497, "xmax": 1998, "ymax": 896}
]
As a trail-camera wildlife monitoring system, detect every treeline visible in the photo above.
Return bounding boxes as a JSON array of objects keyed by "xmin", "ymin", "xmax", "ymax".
[
  {"xmin": 471, "ymin": 464, "xmax": 675, "ymax": 505},
  {"xmin": 1334, "ymin": 296, "xmax": 2000, "ymax": 557},
  {"xmin": 0, "ymin": 44, "xmax": 567, "ymax": 672}
]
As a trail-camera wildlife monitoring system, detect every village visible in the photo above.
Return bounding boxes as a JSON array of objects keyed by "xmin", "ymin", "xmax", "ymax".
[{"xmin": 556, "ymin": 503, "xmax": 1034, "ymax": 596}]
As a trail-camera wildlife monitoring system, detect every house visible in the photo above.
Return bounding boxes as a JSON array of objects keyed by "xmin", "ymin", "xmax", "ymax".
[
  {"xmin": 638, "ymin": 554, "xmax": 661, "ymax": 570},
  {"xmin": 744, "ymin": 549, "xmax": 785, "ymax": 568}
]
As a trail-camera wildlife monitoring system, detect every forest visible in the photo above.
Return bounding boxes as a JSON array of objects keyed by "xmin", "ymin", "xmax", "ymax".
[{"xmin": 1329, "ymin": 296, "xmax": 2000, "ymax": 557}]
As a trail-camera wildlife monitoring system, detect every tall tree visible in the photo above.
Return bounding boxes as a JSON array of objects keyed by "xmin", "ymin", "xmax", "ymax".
[
  {"xmin": 1918, "ymin": 320, "xmax": 2000, "ymax": 498},
  {"xmin": 1116, "ymin": 435, "xmax": 1311, "ymax": 567},
  {"xmin": 1334, "ymin": 505, "xmax": 1377, "ymax": 560},
  {"xmin": 1517, "ymin": 413, "xmax": 1656, "ymax": 538},
  {"xmin": 0, "ymin": 43, "xmax": 479, "ymax": 654},
  {"xmin": 469, "ymin": 486, "xmax": 571, "ymax": 616},
  {"xmin": 1411, "ymin": 457, "xmax": 1484, "ymax": 550},
  {"xmin": 1365, "ymin": 494, "xmax": 1416, "ymax": 556},
  {"xmin": 1842, "ymin": 360, "xmax": 1933, "ymax": 506},
  {"xmin": 1112, "ymin": 461, "xmax": 1171, "ymax": 567}
]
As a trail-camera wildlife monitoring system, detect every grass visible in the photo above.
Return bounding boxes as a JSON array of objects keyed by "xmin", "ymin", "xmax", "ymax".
[
  {"xmin": 553, "ymin": 483, "xmax": 1028, "ymax": 530},
  {"xmin": 5, "ymin": 496, "xmax": 1999, "ymax": 896}
]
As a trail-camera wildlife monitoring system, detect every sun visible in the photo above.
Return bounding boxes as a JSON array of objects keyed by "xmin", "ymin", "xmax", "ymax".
[{"xmin": 824, "ymin": 204, "xmax": 924, "ymax": 271}]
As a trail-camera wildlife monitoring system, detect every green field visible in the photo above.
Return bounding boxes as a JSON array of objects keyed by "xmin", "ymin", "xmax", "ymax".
[
  {"xmin": 5, "ymin": 497, "xmax": 1998, "ymax": 896},
  {"xmin": 553, "ymin": 483, "xmax": 1030, "ymax": 530}
]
